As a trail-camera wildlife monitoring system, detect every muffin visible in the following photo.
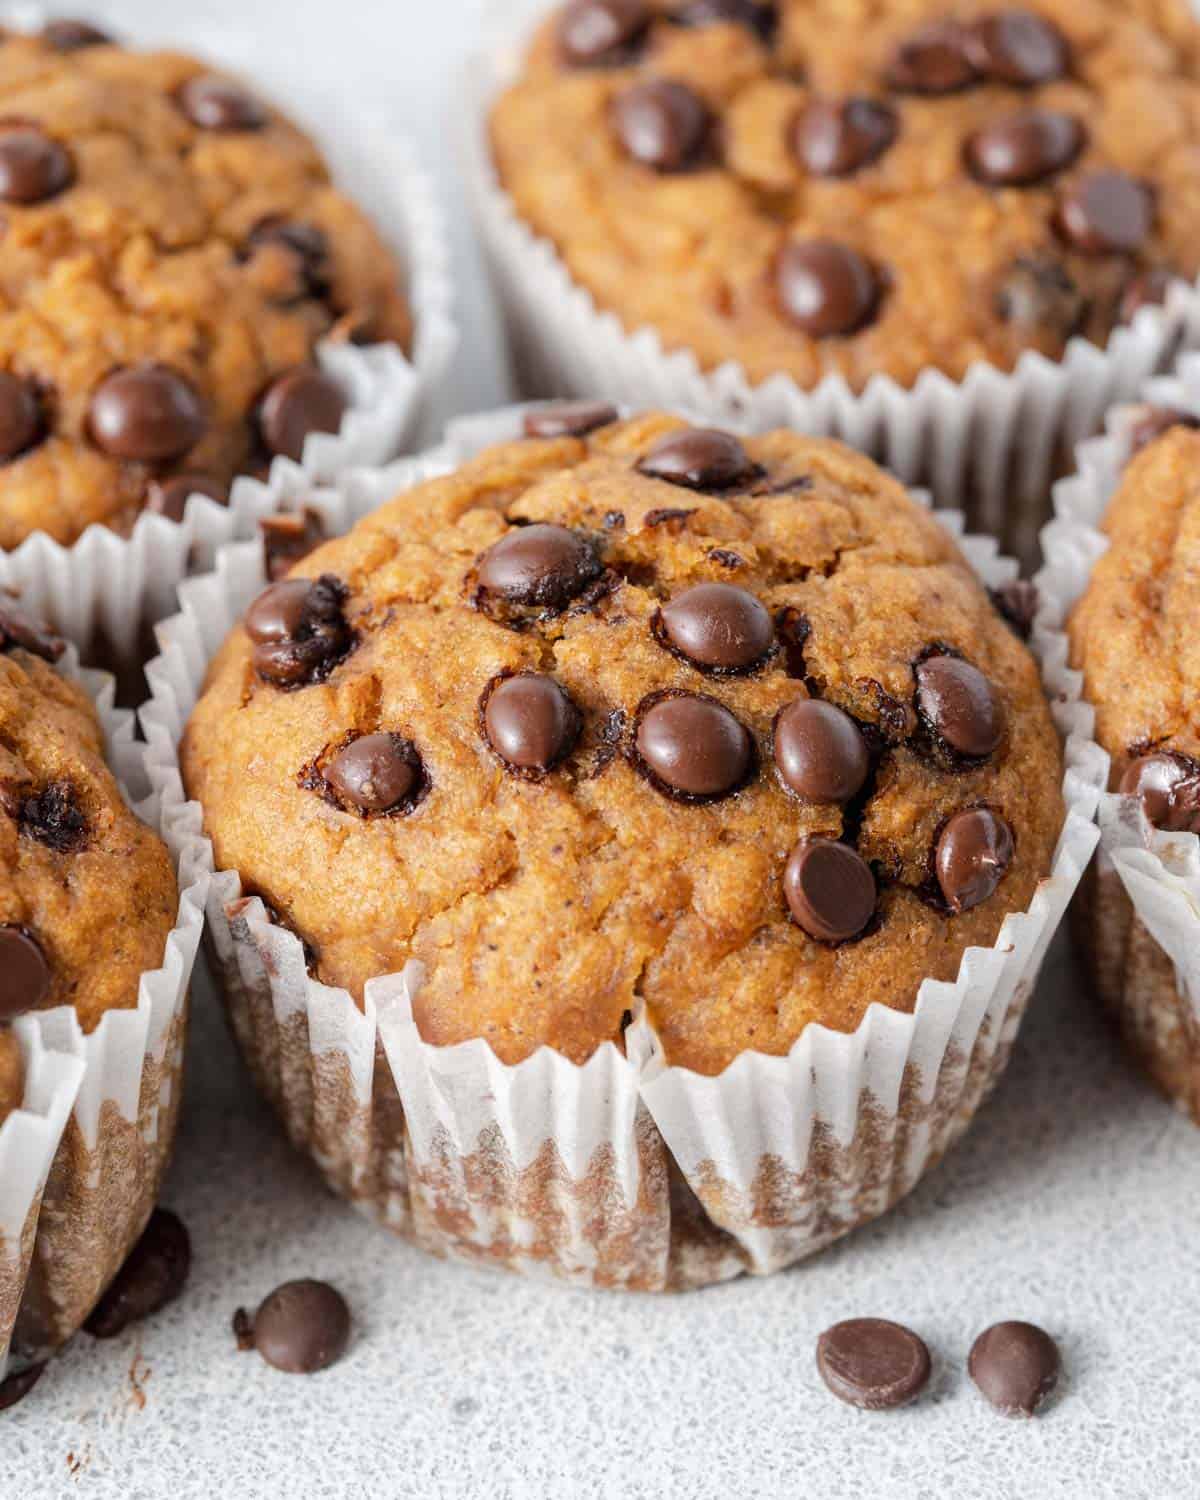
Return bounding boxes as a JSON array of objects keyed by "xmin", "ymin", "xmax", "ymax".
[
  {"xmin": 168, "ymin": 409, "xmax": 1080, "ymax": 1286},
  {"xmin": 0, "ymin": 23, "xmax": 411, "ymax": 550}
]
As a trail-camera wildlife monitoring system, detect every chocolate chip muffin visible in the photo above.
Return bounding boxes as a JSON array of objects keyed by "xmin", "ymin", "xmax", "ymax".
[
  {"xmin": 182, "ymin": 410, "xmax": 1063, "ymax": 1076},
  {"xmin": 0, "ymin": 24, "xmax": 410, "ymax": 549},
  {"xmin": 0, "ymin": 593, "xmax": 177, "ymax": 1120},
  {"xmin": 490, "ymin": 0, "xmax": 1200, "ymax": 392}
]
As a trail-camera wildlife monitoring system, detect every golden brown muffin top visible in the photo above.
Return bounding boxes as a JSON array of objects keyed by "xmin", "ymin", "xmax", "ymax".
[
  {"xmin": 0, "ymin": 24, "xmax": 411, "ymax": 551},
  {"xmin": 182, "ymin": 409, "xmax": 1063, "ymax": 1075},
  {"xmin": 491, "ymin": 0, "xmax": 1200, "ymax": 391}
]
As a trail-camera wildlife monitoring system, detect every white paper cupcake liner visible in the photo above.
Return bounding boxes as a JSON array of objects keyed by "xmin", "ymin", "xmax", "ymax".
[
  {"xmin": 463, "ymin": 0, "xmax": 1200, "ymax": 565},
  {"xmin": 1038, "ymin": 349, "xmax": 1200, "ymax": 1117},
  {"xmin": 0, "ymin": 653, "xmax": 206, "ymax": 1379},
  {"xmin": 139, "ymin": 405, "xmax": 1099, "ymax": 1290}
]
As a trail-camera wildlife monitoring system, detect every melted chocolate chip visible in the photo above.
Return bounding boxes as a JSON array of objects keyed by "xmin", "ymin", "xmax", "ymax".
[
  {"xmin": 261, "ymin": 509, "xmax": 326, "ymax": 582},
  {"xmin": 817, "ymin": 1319, "xmax": 932, "ymax": 1410},
  {"xmin": 0, "ymin": 372, "xmax": 43, "ymax": 462},
  {"xmin": 0, "ymin": 126, "xmax": 72, "ymax": 205},
  {"xmin": 41, "ymin": 18, "xmax": 113, "ymax": 50},
  {"xmin": 774, "ymin": 699, "xmax": 870, "ymax": 803},
  {"xmin": 965, "ymin": 111, "xmax": 1084, "ymax": 187},
  {"xmin": 0, "ymin": 595, "xmax": 63, "ymax": 661},
  {"xmin": 474, "ymin": 524, "xmax": 603, "ymax": 615},
  {"xmin": 634, "ymin": 691, "xmax": 754, "ymax": 801},
  {"xmin": 675, "ymin": 0, "xmax": 775, "ymax": 40},
  {"xmin": 935, "ymin": 807, "xmax": 1014, "ymax": 913},
  {"xmin": 1128, "ymin": 407, "xmax": 1200, "ymax": 456},
  {"xmin": 257, "ymin": 367, "xmax": 347, "ymax": 463},
  {"xmin": 657, "ymin": 583, "xmax": 774, "ymax": 672},
  {"xmin": 17, "ymin": 781, "xmax": 86, "ymax": 852},
  {"xmin": 1119, "ymin": 267, "xmax": 1176, "ymax": 324},
  {"xmin": 1119, "ymin": 752, "xmax": 1200, "ymax": 832},
  {"xmin": 776, "ymin": 240, "xmax": 882, "ymax": 338},
  {"xmin": 776, "ymin": 607, "xmax": 810, "ymax": 679},
  {"xmin": 613, "ymin": 79, "xmax": 712, "ymax": 172},
  {"xmin": 250, "ymin": 1279, "xmax": 350, "ymax": 1374},
  {"xmin": 177, "ymin": 73, "xmax": 267, "ymax": 131},
  {"xmin": 0, "ymin": 1363, "xmax": 44, "ymax": 1410},
  {"xmin": 558, "ymin": 0, "xmax": 650, "ymax": 66},
  {"xmin": 784, "ymin": 837, "xmax": 876, "ymax": 942},
  {"xmin": 794, "ymin": 98, "xmax": 899, "ymax": 178},
  {"xmin": 145, "ymin": 473, "xmax": 227, "ymax": 523},
  {"xmin": 0, "ymin": 926, "xmax": 50, "ymax": 1020},
  {"xmin": 915, "ymin": 654, "xmax": 1004, "ymax": 761},
  {"xmin": 989, "ymin": 579, "xmax": 1039, "ymax": 639},
  {"xmin": 244, "ymin": 574, "xmax": 353, "ymax": 689},
  {"xmin": 523, "ymin": 400, "xmax": 619, "ymax": 440},
  {"xmin": 637, "ymin": 427, "xmax": 760, "ymax": 491},
  {"xmin": 994, "ymin": 255, "xmax": 1087, "ymax": 345},
  {"xmin": 483, "ymin": 673, "xmax": 581, "ymax": 773},
  {"xmin": 324, "ymin": 733, "xmax": 424, "ymax": 815},
  {"xmin": 964, "ymin": 10, "xmax": 1069, "ymax": 86},
  {"xmin": 969, "ymin": 1321, "xmax": 1060, "ymax": 1419},
  {"xmin": 1057, "ymin": 172, "xmax": 1154, "ymax": 256},
  {"xmin": 887, "ymin": 22, "xmax": 979, "ymax": 95},
  {"xmin": 245, "ymin": 219, "xmax": 331, "ymax": 301},
  {"xmin": 84, "ymin": 1208, "xmax": 191, "ymax": 1338},
  {"xmin": 89, "ymin": 364, "xmax": 207, "ymax": 463}
]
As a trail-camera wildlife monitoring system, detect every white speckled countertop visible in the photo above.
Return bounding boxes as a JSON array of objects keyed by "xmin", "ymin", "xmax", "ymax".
[{"xmin": 6, "ymin": 3, "xmax": 1200, "ymax": 1496}]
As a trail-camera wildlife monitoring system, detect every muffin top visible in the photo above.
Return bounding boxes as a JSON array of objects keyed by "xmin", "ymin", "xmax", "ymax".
[
  {"xmin": 0, "ymin": 23, "xmax": 411, "ymax": 551},
  {"xmin": 182, "ymin": 408, "xmax": 1063, "ymax": 1075},
  {"xmin": 0, "ymin": 595, "xmax": 178, "ymax": 1119},
  {"xmin": 490, "ymin": 0, "xmax": 1200, "ymax": 391},
  {"xmin": 1068, "ymin": 422, "xmax": 1200, "ymax": 834}
]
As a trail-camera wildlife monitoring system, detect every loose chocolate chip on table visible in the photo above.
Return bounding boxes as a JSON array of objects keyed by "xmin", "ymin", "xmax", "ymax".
[
  {"xmin": 994, "ymin": 255, "xmax": 1086, "ymax": 344},
  {"xmin": 145, "ymin": 473, "xmax": 228, "ymax": 524},
  {"xmin": 776, "ymin": 240, "xmax": 882, "ymax": 338},
  {"xmin": 658, "ymin": 583, "xmax": 774, "ymax": 672},
  {"xmin": 965, "ymin": 111, "xmax": 1085, "ymax": 188},
  {"xmin": 324, "ymin": 733, "xmax": 424, "ymax": 815},
  {"xmin": 784, "ymin": 837, "xmax": 876, "ymax": 943},
  {"xmin": 1119, "ymin": 752, "xmax": 1200, "ymax": 832},
  {"xmin": 676, "ymin": 0, "xmax": 776, "ymax": 41},
  {"xmin": 1128, "ymin": 406, "xmax": 1200, "ymax": 456},
  {"xmin": 261, "ymin": 509, "xmax": 326, "ymax": 581},
  {"xmin": 523, "ymin": 400, "xmax": 619, "ymax": 440},
  {"xmin": 41, "ymin": 18, "xmax": 112, "ymax": 50},
  {"xmin": 0, "ymin": 1363, "xmax": 44, "ymax": 1411},
  {"xmin": 89, "ymin": 364, "xmax": 207, "ymax": 464},
  {"xmin": 257, "ymin": 366, "xmax": 348, "ymax": 463},
  {"xmin": 969, "ymin": 1321, "xmax": 1060, "ymax": 1418},
  {"xmin": 915, "ymin": 655, "xmax": 1004, "ymax": 760},
  {"xmin": 887, "ymin": 22, "xmax": 979, "ymax": 95},
  {"xmin": 637, "ymin": 427, "xmax": 760, "ymax": 491},
  {"xmin": 0, "ymin": 595, "xmax": 64, "ymax": 661},
  {"xmin": 0, "ymin": 926, "xmax": 51, "ymax": 1020},
  {"xmin": 244, "ymin": 574, "xmax": 353, "ymax": 689},
  {"xmin": 245, "ymin": 1279, "xmax": 350, "ymax": 1374},
  {"xmin": 774, "ymin": 699, "xmax": 870, "ymax": 803},
  {"xmin": 817, "ymin": 1318, "xmax": 932, "ymax": 1410},
  {"xmin": 558, "ymin": 0, "xmax": 650, "ymax": 67},
  {"xmin": 0, "ymin": 126, "xmax": 72, "ymax": 205},
  {"xmin": 1057, "ymin": 172, "xmax": 1154, "ymax": 256},
  {"xmin": 177, "ymin": 73, "xmax": 267, "ymax": 131},
  {"xmin": 1119, "ymin": 267, "xmax": 1175, "ymax": 324},
  {"xmin": 964, "ymin": 10, "xmax": 1069, "ymax": 86},
  {"xmin": 483, "ymin": 673, "xmax": 581, "ymax": 773},
  {"xmin": 0, "ymin": 373, "xmax": 43, "ymax": 463},
  {"xmin": 794, "ymin": 98, "xmax": 899, "ymax": 178},
  {"xmin": 475, "ymin": 523, "xmax": 602, "ymax": 612},
  {"xmin": 989, "ymin": 579, "xmax": 1039, "ymax": 639},
  {"xmin": 935, "ymin": 807, "xmax": 1014, "ymax": 913},
  {"xmin": 84, "ymin": 1208, "xmax": 191, "ymax": 1339},
  {"xmin": 634, "ymin": 692, "xmax": 754, "ymax": 800},
  {"xmin": 18, "ymin": 781, "xmax": 86, "ymax": 853},
  {"xmin": 613, "ymin": 80, "xmax": 712, "ymax": 172}
]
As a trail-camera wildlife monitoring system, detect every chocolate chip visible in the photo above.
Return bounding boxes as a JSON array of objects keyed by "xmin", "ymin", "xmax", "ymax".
[
  {"xmin": 177, "ymin": 73, "xmax": 267, "ymax": 131},
  {"xmin": 261, "ymin": 509, "xmax": 326, "ymax": 581},
  {"xmin": 613, "ymin": 79, "xmax": 712, "ymax": 172},
  {"xmin": 968, "ymin": 1321, "xmax": 1060, "ymax": 1418},
  {"xmin": 88, "ymin": 363, "xmax": 207, "ymax": 464},
  {"xmin": 483, "ymin": 673, "xmax": 581, "ymax": 773},
  {"xmin": 474, "ymin": 524, "xmax": 602, "ymax": 614},
  {"xmin": 816, "ymin": 1319, "xmax": 932, "ymax": 1410},
  {"xmin": 0, "ymin": 372, "xmax": 43, "ymax": 462},
  {"xmin": 637, "ymin": 427, "xmax": 760, "ymax": 491},
  {"xmin": 1119, "ymin": 752, "xmax": 1200, "ymax": 832},
  {"xmin": 0, "ymin": 126, "xmax": 72, "ymax": 205},
  {"xmin": 17, "ymin": 781, "xmax": 86, "ymax": 852},
  {"xmin": 558, "ymin": 0, "xmax": 650, "ymax": 66},
  {"xmin": 784, "ymin": 837, "xmax": 876, "ymax": 942},
  {"xmin": 523, "ymin": 401, "xmax": 619, "ymax": 440},
  {"xmin": 935, "ymin": 807, "xmax": 1014, "ymax": 913},
  {"xmin": 84, "ymin": 1208, "xmax": 191, "ymax": 1338},
  {"xmin": 1057, "ymin": 172, "xmax": 1154, "ymax": 256},
  {"xmin": 965, "ymin": 111, "xmax": 1084, "ymax": 187},
  {"xmin": 776, "ymin": 240, "xmax": 882, "ymax": 338},
  {"xmin": 0, "ymin": 595, "xmax": 63, "ymax": 662},
  {"xmin": 886, "ymin": 22, "xmax": 979, "ymax": 95},
  {"xmin": 675, "ymin": 0, "xmax": 776, "ymax": 40},
  {"xmin": 324, "ymin": 733, "xmax": 424, "ymax": 815},
  {"xmin": 0, "ymin": 1363, "xmax": 44, "ymax": 1411},
  {"xmin": 989, "ymin": 579, "xmax": 1039, "ymax": 639},
  {"xmin": 257, "ymin": 367, "xmax": 347, "ymax": 463},
  {"xmin": 251, "ymin": 1279, "xmax": 350, "ymax": 1374},
  {"xmin": 774, "ymin": 699, "xmax": 870, "ymax": 803},
  {"xmin": 657, "ymin": 583, "xmax": 774, "ymax": 672},
  {"xmin": 915, "ymin": 654, "xmax": 1004, "ymax": 760},
  {"xmin": 1128, "ymin": 406, "xmax": 1200, "ymax": 456},
  {"xmin": 964, "ymin": 10, "xmax": 1069, "ymax": 86},
  {"xmin": 0, "ymin": 926, "xmax": 50, "ymax": 1020},
  {"xmin": 41, "ymin": 18, "xmax": 113, "ymax": 50},
  {"xmin": 634, "ymin": 691, "xmax": 754, "ymax": 800},
  {"xmin": 994, "ymin": 255, "xmax": 1086, "ymax": 344},
  {"xmin": 794, "ymin": 98, "xmax": 899, "ymax": 178},
  {"xmin": 145, "ymin": 473, "xmax": 227, "ymax": 523},
  {"xmin": 245, "ymin": 219, "xmax": 331, "ymax": 301},
  {"xmin": 1119, "ymin": 267, "xmax": 1176, "ymax": 324},
  {"xmin": 244, "ymin": 574, "xmax": 354, "ymax": 689}
]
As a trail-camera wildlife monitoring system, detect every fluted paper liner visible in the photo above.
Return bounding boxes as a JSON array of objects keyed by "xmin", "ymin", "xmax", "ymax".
[
  {"xmin": 1039, "ymin": 349, "xmax": 1200, "ymax": 1119},
  {"xmin": 141, "ymin": 406, "xmax": 1098, "ymax": 1289},
  {"xmin": 463, "ymin": 0, "xmax": 1200, "ymax": 564}
]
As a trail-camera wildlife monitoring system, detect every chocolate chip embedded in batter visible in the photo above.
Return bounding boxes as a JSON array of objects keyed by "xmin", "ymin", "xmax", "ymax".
[
  {"xmin": 257, "ymin": 367, "xmax": 348, "ymax": 464},
  {"xmin": 968, "ymin": 1321, "xmax": 1060, "ymax": 1418},
  {"xmin": 784, "ymin": 838, "xmax": 876, "ymax": 943},
  {"xmin": 84, "ymin": 1208, "xmax": 191, "ymax": 1339},
  {"xmin": 776, "ymin": 240, "xmax": 882, "ymax": 338},
  {"xmin": 612, "ymin": 79, "xmax": 712, "ymax": 172},
  {"xmin": 935, "ymin": 807, "xmax": 1014, "ymax": 913},
  {"xmin": 251, "ymin": 1279, "xmax": 350, "ymax": 1375},
  {"xmin": 0, "ymin": 595, "xmax": 64, "ymax": 661},
  {"xmin": 634, "ymin": 691, "xmax": 754, "ymax": 800},
  {"xmin": 558, "ymin": 0, "xmax": 650, "ymax": 67},
  {"xmin": 816, "ymin": 1318, "xmax": 932, "ymax": 1410},
  {"xmin": 245, "ymin": 219, "xmax": 331, "ymax": 300},
  {"xmin": 0, "ymin": 126, "xmax": 73, "ymax": 205},
  {"xmin": 964, "ymin": 10, "xmax": 1069, "ymax": 87},
  {"xmin": 886, "ymin": 21, "xmax": 979, "ymax": 95},
  {"xmin": 244, "ymin": 573, "xmax": 354, "ymax": 689},
  {"xmin": 994, "ymin": 255, "xmax": 1086, "ymax": 345},
  {"xmin": 675, "ymin": 0, "xmax": 776, "ymax": 41},
  {"xmin": 636, "ymin": 427, "xmax": 760, "ymax": 491},
  {"xmin": 0, "ymin": 926, "xmax": 51, "ymax": 1020},
  {"xmin": 523, "ymin": 400, "xmax": 619, "ymax": 440},
  {"xmin": 774, "ymin": 699, "xmax": 870, "ymax": 804},
  {"xmin": 793, "ymin": 98, "xmax": 899, "ymax": 179},
  {"xmin": 88, "ymin": 363, "xmax": 207, "ymax": 464},
  {"xmin": 1119, "ymin": 752, "xmax": 1200, "ymax": 832},
  {"xmin": 475, "ymin": 523, "xmax": 603, "ymax": 613},
  {"xmin": 915, "ymin": 654, "xmax": 1004, "ymax": 760},
  {"xmin": 41, "ymin": 18, "xmax": 114, "ymax": 50},
  {"xmin": 324, "ymin": 733, "xmax": 424, "ymax": 815},
  {"xmin": 1056, "ymin": 172, "xmax": 1154, "ymax": 256},
  {"xmin": 483, "ymin": 673, "xmax": 582, "ymax": 773},
  {"xmin": 177, "ymin": 73, "xmax": 268, "ymax": 132},
  {"xmin": 18, "ymin": 781, "xmax": 86, "ymax": 853},
  {"xmin": 261, "ymin": 509, "xmax": 327, "ymax": 582},
  {"xmin": 0, "ymin": 373, "xmax": 43, "ymax": 463},
  {"xmin": 989, "ymin": 579, "xmax": 1039, "ymax": 640},
  {"xmin": 145, "ymin": 473, "xmax": 228, "ymax": 524},
  {"xmin": 1128, "ymin": 406, "xmax": 1200, "ymax": 456},
  {"xmin": 1119, "ymin": 267, "xmax": 1176, "ymax": 324},
  {"xmin": 657, "ymin": 583, "xmax": 774, "ymax": 673},
  {"xmin": 965, "ymin": 111, "xmax": 1085, "ymax": 188}
]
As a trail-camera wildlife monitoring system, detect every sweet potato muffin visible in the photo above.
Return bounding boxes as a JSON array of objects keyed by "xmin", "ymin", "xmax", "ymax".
[
  {"xmin": 0, "ymin": 23, "xmax": 411, "ymax": 549},
  {"xmin": 490, "ymin": 0, "xmax": 1200, "ymax": 392},
  {"xmin": 182, "ymin": 409, "xmax": 1063, "ymax": 1076}
]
